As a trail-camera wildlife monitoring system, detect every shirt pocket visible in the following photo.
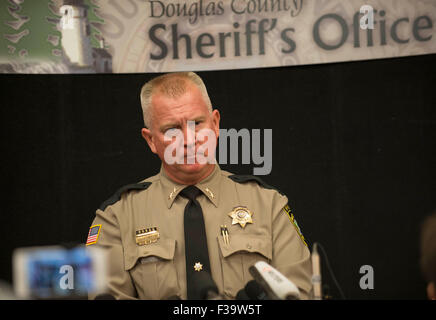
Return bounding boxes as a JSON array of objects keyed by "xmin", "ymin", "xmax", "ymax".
[
  {"xmin": 217, "ymin": 233, "xmax": 272, "ymax": 298},
  {"xmin": 124, "ymin": 238, "xmax": 180, "ymax": 299}
]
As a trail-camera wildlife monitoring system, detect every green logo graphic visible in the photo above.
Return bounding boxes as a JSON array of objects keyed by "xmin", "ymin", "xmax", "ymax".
[{"xmin": 1, "ymin": 0, "xmax": 108, "ymax": 72}]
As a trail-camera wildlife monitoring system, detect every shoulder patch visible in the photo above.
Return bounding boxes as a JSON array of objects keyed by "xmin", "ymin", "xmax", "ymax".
[
  {"xmin": 86, "ymin": 224, "xmax": 101, "ymax": 245},
  {"xmin": 283, "ymin": 204, "xmax": 308, "ymax": 247},
  {"xmin": 99, "ymin": 182, "xmax": 152, "ymax": 211},
  {"xmin": 228, "ymin": 174, "xmax": 284, "ymax": 195}
]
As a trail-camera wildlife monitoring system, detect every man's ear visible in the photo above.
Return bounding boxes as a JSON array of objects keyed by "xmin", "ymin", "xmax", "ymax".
[
  {"xmin": 141, "ymin": 128, "xmax": 157, "ymax": 154},
  {"xmin": 211, "ymin": 109, "xmax": 220, "ymax": 138}
]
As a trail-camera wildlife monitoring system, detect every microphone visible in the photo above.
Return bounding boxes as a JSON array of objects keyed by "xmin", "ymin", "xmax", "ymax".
[
  {"xmin": 235, "ymin": 288, "xmax": 250, "ymax": 300},
  {"xmin": 311, "ymin": 243, "xmax": 322, "ymax": 300},
  {"xmin": 245, "ymin": 280, "xmax": 270, "ymax": 300},
  {"xmin": 192, "ymin": 271, "xmax": 222, "ymax": 300},
  {"xmin": 236, "ymin": 280, "xmax": 269, "ymax": 300},
  {"xmin": 249, "ymin": 261, "xmax": 300, "ymax": 300}
]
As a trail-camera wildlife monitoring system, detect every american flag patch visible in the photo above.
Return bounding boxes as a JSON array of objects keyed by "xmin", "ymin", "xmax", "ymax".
[{"xmin": 86, "ymin": 225, "xmax": 101, "ymax": 245}]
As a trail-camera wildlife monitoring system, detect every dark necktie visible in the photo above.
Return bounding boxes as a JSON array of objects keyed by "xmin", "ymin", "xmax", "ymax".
[{"xmin": 180, "ymin": 185, "xmax": 211, "ymax": 299}]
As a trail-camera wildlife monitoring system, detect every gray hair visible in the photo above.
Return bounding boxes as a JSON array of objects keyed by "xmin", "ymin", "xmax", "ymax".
[{"xmin": 140, "ymin": 72, "xmax": 212, "ymax": 129}]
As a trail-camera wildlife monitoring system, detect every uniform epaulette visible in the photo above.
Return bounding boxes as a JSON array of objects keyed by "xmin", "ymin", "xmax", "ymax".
[
  {"xmin": 99, "ymin": 182, "xmax": 152, "ymax": 211},
  {"xmin": 227, "ymin": 174, "xmax": 284, "ymax": 195}
]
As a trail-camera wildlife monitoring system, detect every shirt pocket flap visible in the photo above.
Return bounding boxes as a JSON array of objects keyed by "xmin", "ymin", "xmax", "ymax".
[
  {"xmin": 217, "ymin": 234, "xmax": 272, "ymax": 261},
  {"xmin": 124, "ymin": 238, "xmax": 176, "ymax": 271}
]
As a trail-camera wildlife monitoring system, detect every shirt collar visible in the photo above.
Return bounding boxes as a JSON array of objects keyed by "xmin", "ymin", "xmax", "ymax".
[{"xmin": 160, "ymin": 164, "xmax": 222, "ymax": 209}]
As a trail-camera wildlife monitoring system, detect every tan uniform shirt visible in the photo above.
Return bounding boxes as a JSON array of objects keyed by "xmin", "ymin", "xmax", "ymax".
[{"xmin": 87, "ymin": 165, "xmax": 312, "ymax": 299}]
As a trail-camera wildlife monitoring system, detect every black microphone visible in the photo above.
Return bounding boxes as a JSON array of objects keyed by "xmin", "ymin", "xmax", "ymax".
[
  {"xmin": 235, "ymin": 288, "xmax": 250, "ymax": 300},
  {"xmin": 245, "ymin": 280, "xmax": 270, "ymax": 300},
  {"xmin": 192, "ymin": 271, "xmax": 222, "ymax": 300}
]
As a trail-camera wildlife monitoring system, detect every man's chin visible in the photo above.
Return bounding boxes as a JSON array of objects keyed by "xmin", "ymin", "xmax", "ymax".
[
  {"xmin": 164, "ymin": 161, "xmax": 214, "ymax": 181},
  {"xmin": 176, "ymin": 162, "xmax": 209, "ymax": 173}
]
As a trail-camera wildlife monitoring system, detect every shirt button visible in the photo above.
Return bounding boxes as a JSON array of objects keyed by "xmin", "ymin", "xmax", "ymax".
[{"xmin": 246, "ymin": 244, "xmax": 252, "ymax": 250}]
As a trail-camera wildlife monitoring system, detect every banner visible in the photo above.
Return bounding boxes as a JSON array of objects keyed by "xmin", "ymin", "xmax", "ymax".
[{"xmin": 1, "ymin": 0, "xmax": 435, "ymax": 73}]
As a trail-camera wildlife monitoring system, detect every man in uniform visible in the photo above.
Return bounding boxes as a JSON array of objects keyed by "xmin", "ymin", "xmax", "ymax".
[{"xmin": 86, "ymin": 72, "xmax": 312, "ymax": 299}]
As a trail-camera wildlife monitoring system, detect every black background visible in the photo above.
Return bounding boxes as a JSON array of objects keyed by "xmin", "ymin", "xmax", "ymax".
[{"xmin": 0, "ymin": 53, "xmax": 435, "ymax": 299}]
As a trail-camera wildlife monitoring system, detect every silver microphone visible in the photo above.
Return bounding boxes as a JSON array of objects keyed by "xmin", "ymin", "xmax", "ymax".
[
  {"xmin": 311, "ymin": 243, "xmax": 323, "ymax": 300},
  {"xmin": 248, "ymin": 261, "xmax": 300, "ymax": 300}
]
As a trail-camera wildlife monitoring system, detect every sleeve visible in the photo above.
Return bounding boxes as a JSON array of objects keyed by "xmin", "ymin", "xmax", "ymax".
[
  {"xmin": 87, "ymin": 206, "xmax": 138, "ymax": 300},
  {"xmin": 270, "ymin": 193, "xmax": 313, "ymax": 299}
]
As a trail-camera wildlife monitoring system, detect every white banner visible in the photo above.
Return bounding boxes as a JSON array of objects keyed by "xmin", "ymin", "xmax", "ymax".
[{"xmin": 1, "ymin": 0, "xmax": 435, "ymax": 73}]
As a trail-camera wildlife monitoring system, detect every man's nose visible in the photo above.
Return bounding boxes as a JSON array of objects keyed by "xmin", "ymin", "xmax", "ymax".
[{"xmin": 183, "ymin": 122, "xmax": 197, "ymax": 147}]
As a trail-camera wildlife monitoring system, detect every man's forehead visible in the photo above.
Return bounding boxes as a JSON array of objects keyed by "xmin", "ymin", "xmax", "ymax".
[
  {"xmin": 156, "ymin": 109, "xmax": 207, "ymax": 124},
  {"xmin": 155, "ymin": 77, "xmax": 188, "ymax": 98},
  {"xmin": 150, "ymin": 93, "xmax": 209, "ymax": 127},
  {"xmin": 152, "ymin": 84, "xmax": 206, "ymax": 111}
]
